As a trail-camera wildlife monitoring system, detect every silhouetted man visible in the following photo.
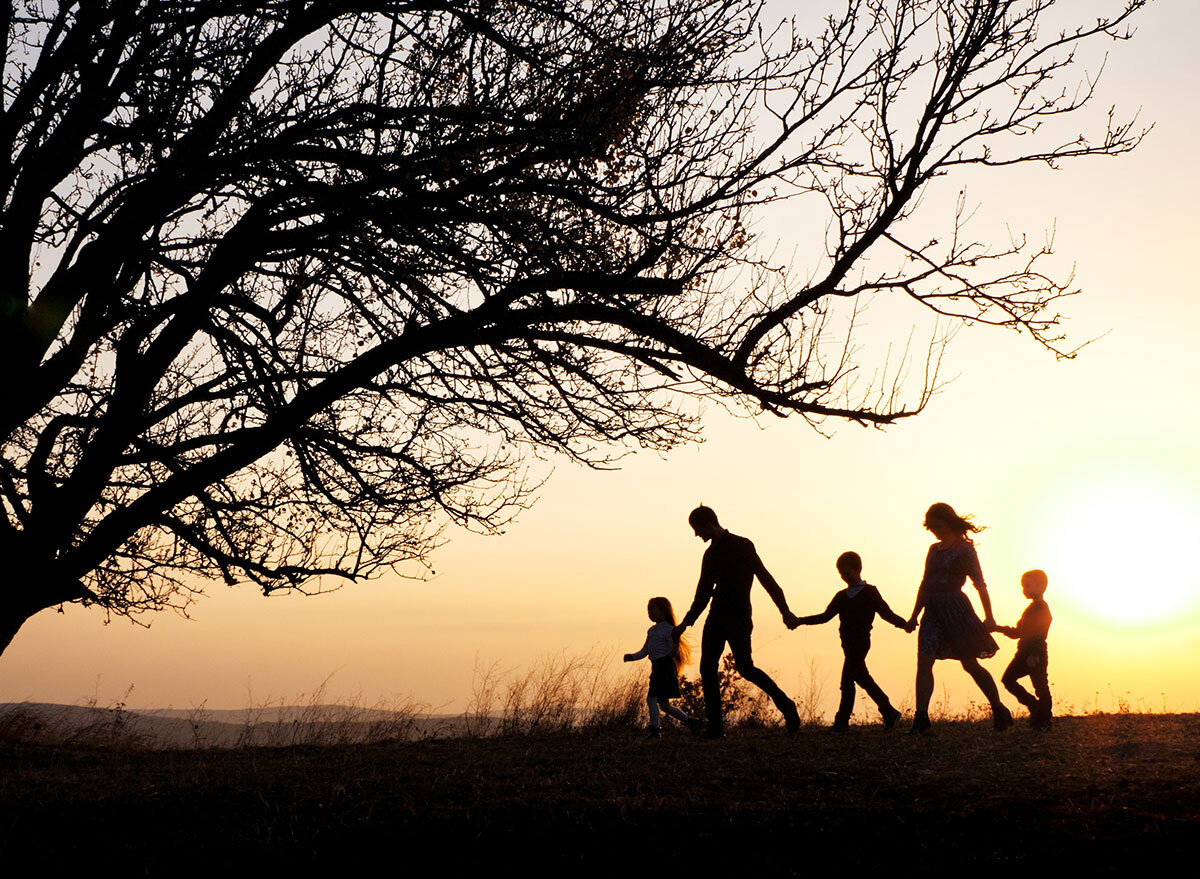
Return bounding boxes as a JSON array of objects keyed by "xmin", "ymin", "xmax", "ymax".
[{"xmin": 674, "ymin": 505, "xmax": 801, "ymax": 737}]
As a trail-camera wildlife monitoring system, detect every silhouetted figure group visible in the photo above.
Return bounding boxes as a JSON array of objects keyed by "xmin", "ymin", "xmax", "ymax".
[{"xmin": 622, "ymin": 502, "xmax": 1052, "ymax": 738}]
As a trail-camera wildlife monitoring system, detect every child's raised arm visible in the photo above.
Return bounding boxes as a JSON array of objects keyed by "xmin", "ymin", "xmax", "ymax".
[{"xmin": 623, "ymin": 636, "xmax": 651, "ymax": 662}]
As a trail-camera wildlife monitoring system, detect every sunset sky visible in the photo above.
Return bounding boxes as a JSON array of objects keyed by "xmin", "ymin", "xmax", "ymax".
[{"xmin": 3, "ymin": 0, "xmax": 1197, "ymax": 720}]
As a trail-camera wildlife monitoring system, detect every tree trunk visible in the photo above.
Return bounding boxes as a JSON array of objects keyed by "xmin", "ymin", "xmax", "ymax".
[
  {"xmin": 0, "ymin": 553, "xmax": 96, "ymax": 659},
  {"xmin": 0, "ymin": 604, "xmax": 36, "ymax": 658}
]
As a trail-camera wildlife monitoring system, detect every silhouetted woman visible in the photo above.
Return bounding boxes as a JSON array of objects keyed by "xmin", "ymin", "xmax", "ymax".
[{"xmin": 905, "ymin": 502, "xmax": 1013, "ymax": 734}]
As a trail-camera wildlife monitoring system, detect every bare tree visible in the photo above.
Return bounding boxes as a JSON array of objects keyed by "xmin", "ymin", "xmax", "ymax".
[{"xmin": 0, "ymin": 0, "xmax": 1145, "ymax": 653}]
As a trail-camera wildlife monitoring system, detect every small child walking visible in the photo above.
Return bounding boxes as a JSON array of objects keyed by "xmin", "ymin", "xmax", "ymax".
[
  {"xmin": 994, "ymin": 569, "xmax": 1053, "ymax": 729},
  {"xmin": 623, "ymin": 597, "xmax": 702, "ymax": 738},
  {"xmin": 791, "ymin": 551, "xmax": 910, "ymax": 730}
]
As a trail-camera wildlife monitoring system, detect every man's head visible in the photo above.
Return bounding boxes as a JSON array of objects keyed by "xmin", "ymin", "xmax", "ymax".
[{"xmin": 688, "ymin": 505, "xmax": 722, "ymax": 541}]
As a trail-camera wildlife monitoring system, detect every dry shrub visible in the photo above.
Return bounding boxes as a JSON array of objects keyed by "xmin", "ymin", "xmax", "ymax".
[
  {"xmin": 463, "ymin": 649, "xmax": 642, "ymax": 736},
  {"xmin": 0, "ymin": 688, "xmax": 155, "ymax": 749},
  {"xmin": 677, "ymin": 654, "xmax": 788, "ymax": 728},
  {"xmin": 0, "ymin": 682, "xmax": 430, "ymax": 750},
  {"xmin": 793, "ymin": 658, "xmax": 827, "ymax": 727},
  {"xmin": 233, "ymin": 678, "xmax": 430, "ymax": 747},
  {"xmin": 0, "ymin": 704, "xmax": 58, "ymax": 745}
]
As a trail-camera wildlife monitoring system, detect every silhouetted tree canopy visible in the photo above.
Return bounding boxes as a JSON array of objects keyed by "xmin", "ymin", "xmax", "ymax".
[{"xmin": 0, "ymin": 0, "xmax": 1145, "ymax": 651}]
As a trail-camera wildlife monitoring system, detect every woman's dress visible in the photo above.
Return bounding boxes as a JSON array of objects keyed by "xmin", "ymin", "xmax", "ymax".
[{"xmin": 916, "ymin": 541, "xmax": 998, "ymax": 660}]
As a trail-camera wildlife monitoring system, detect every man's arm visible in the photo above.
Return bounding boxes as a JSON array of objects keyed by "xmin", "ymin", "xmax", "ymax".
[
  {"xmin": 752, "ymin": 547, "xmax": 797, "ymax": 627},
  {"xmin": 677, "ymin": 552, "xmax": 716, "ymax": 634}
]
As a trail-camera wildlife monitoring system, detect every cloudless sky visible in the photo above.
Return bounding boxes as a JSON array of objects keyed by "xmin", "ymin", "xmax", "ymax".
[{"xmin": 3, "ymin": 0, "xmax": 1198, "ymax": 720}]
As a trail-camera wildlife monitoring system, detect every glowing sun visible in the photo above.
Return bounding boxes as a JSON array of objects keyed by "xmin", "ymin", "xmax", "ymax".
[{"xmin": 1049, "ymin": 479, "xmax": 1200, "ymax": 626}]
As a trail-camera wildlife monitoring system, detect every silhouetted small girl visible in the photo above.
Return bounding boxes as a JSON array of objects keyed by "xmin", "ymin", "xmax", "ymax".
[
  {"xmin": 994, "ymin": 569, "xmax": 1053, "ymax": 729},
  {"xmin": 623, "ymin": 597, "xmax": 702, "ymax": 738}
]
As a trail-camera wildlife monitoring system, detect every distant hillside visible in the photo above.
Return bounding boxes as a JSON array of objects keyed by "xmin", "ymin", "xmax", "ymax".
[{"xmin": 0, "ymin": 701, "xmax": 462, "ymax": 747}]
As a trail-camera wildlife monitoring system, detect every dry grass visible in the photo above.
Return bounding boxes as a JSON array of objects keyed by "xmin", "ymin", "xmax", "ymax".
[
  {"xmin": 463, "ymin": 649, "xmax": 643, "ymax": 737},
  {"xmin": 0, "ymin": 650, "xmax": 648, "ymax": 749},
  {"xmin": 2, "ymin": 653, "xmax": 1179, "ymax": 752},
  {"xmin": 0, "ymin": 683, "xmax": 433, "ymax": 750},
  {"xmin": 0, "ymin": 689, "xmax": 156, "ymax": 750}
]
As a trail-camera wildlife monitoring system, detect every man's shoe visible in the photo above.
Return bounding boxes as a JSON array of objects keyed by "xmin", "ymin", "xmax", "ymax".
[
  {"xmin": 700, "ymin": 726, "xmax": 725, "ymax": 740},
  {"xmin": 882, "ymin": 707, "xmax": 902, "ymax": 730},
  {"xmin": 644, "ymin": 726, "xmax": 661, "ymax": 739},
  {"xmin": 907, "ymin": 713, "xmax": 932, "ymax": 735},
  {"xmin": 783, "ymin": 701, "xmax": 802, "ymax": 734},
  {"xmin": 687, "ymin": 717, "xmax": 704, "ymax": 736},
  {"xmin": 993, "ymin": 704, "xmax": 1014, "ymax": 731}
]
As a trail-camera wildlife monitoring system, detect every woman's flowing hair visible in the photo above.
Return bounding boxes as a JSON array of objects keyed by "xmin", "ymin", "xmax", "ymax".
[
  {"xmin": 925, "ymin": 502, "xmax": 984, "ymax": 542},
  {"xmin": 649, "ymin": 596, "xmax": 691, "ymax": 670}
]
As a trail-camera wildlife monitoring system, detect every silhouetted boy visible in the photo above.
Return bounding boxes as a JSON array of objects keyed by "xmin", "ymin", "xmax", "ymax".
[
  {"xmin": 792, "ymin": 551, "xmax": 908, "ymax": 730},
  {"xmin": 995, "ymin": 569, "xmax": 1053, "ymax": 729}
]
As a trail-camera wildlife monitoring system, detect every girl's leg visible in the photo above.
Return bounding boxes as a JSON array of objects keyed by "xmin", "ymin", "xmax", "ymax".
[
  {"xmin": 960, "ymin": 657, "xmax": 1013, "ymax": 729},
  {"xmin": 646, "ymin": 696, "xmax": 661, "ymax": 728},
  {"xmin": 915, "ymin": 654, "xmax": 935, "ymax": 715},
  {"xmin": 959, "ymin": 657, "xmax": 1001, "ymax": 705},
  {"xmin": 659, "ymin": 698, "xmax": 690, "ymax": 724},
  {"xmin": 909, "ymin": 654, "xmax": 935, "ymax": 733}
]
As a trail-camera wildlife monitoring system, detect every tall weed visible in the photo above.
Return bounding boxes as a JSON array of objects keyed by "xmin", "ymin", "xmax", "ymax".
[{"xmin": 464, "ymin": 649, "xmax": 642, "ymax": 736}]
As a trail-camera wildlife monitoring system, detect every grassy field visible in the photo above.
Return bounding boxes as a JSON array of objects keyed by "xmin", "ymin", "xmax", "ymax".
[{"xmin": 2, "ymin": 713, "xmax": 1198, "ymax": 872}]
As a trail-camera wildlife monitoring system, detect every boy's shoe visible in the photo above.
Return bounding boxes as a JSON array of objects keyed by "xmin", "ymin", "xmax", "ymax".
[
  {"xmin": 701, "ymin": 725, "xmax": 725, "ymax": 740},
  {"xmin": 686, "ymin": 717, "xmax": 704, "ymax": 736},
  {"xmin": 644, "ymin": 726, "xmax": 661, "ymax": 739},
  {"xmin": 882, "ymin": 707, "xmax": 902, "ymax": 730},
  {"xmin": 1031, "ymin": 704, "xmax": 1053, "ymax": 730},
  {"xmin": 829, "ymin": 719, "xmax": 850, "ymax": 733},
  {"xmin": 993, "ymin": 704, "xmax": 1014, "ymax": 731}
]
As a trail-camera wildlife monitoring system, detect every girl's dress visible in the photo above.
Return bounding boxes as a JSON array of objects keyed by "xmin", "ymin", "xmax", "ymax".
[
  {"xmin": 628, "ymin": 620, "xmax": 681, "ymax": 698},
  {"xmin": 916, "ymin": 540, "xmax": 999, "ymax": 660}
]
